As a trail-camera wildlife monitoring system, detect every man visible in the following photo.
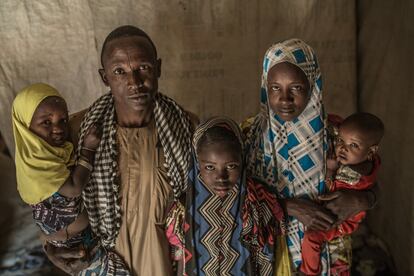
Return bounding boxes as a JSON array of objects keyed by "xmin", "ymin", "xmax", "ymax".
[{"xmin": 44, "ymin": 25, "xmax": 195, "ymax": 275}]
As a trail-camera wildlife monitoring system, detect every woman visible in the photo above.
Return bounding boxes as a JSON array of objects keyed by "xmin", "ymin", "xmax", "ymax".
[{"xmin": 244, "ymin": 39, "xmax": 376, "ymax": 275}]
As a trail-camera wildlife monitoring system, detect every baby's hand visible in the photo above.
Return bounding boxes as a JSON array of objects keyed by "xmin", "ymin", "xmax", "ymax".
[
  {"xmin": 327, "ymin": 156, "xmax": 339, "ymax": 172},
  {"xmin": 83, "ymin": 124, "xmax": 102, "ymax": 150},
  {"xmin": 326, "ymin": 147, "xmax": 339, "ymax": 180}
]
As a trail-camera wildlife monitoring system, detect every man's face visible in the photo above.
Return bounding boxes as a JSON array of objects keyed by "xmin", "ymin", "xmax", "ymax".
[
  {"xmin": 100, "ymin": 36, "xmax": 161, "ymax": 113},
  {"xmin": 267, "ymin": 62, "xmax": 310, "ymax": 121},
  {"xmin": 335, "ymin": 124, "xmax": 376, "ymax": 165}
]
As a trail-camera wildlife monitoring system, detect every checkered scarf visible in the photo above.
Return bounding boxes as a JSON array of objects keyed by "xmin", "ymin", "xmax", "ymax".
[
  {"xmin": 77, "ymin": 92, "xmax": 192, "ymax": 248},
  {"xmin": 245, "ymin": 39, "xmax": 330, "ymax": 273}
]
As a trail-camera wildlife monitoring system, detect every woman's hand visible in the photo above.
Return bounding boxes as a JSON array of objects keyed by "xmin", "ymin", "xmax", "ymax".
[
  {"xmin": 284, "ymin": 198, "xmax": 337, "ymax": 231},
  {"xmin": 43, "ymin": 242, "xmax": 89, "ymax": 275},
  {"xmin": 318, "ymin": 189, "xmax": 372, "ymax": 223}
]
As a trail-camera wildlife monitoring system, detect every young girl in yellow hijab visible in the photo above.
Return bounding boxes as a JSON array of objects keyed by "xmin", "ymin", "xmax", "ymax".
[
  {"xmin": 12, "ymin": 83, "xmax": 132, "ymax": 275},
  {"xmin": 12, "ymin": 82, "xmax": 101, "ymax": 246}
]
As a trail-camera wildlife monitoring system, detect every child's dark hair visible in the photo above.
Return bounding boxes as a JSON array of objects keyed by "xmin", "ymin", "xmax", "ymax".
[
  {"xmin": 342, "ymin": 112, "xmax": 385, "ymax": 144},
  {"xmin": 100, "ymin": 25, "xmax": 157, "ymax": 66},
  {"xmin": 196, "ymin": 126, "xmax": 242, "ymax": 155}
]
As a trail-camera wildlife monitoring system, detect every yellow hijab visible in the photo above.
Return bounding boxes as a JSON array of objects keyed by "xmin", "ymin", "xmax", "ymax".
[{"xmin": 12, "ymin": 83, "xmax": 74, "ymax": 204}]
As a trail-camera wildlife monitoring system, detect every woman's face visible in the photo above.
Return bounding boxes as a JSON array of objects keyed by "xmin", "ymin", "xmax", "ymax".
[
  {"xmin": 198, "ymin": 143, "xmax": 241, "ymax": 198},
  {"xmin": 266, "ymin": 62, "xmax": 310, "ymax": 121}
]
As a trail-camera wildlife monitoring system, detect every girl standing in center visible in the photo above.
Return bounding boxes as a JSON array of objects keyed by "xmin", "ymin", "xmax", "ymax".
[{"xmin": 166, "ymin": 117, "xmax": 285, "ymax": 276}]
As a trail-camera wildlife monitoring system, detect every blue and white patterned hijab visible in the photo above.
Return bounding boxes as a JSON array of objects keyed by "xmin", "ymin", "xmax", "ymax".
[{"xmin": 245, "ymin": 39, "xmax": 329, "ymax": 272}]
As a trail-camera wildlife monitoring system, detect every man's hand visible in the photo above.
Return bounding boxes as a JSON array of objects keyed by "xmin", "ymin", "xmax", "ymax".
[{"xmin": 285, "ymin": 198, "xmax": 337, "ymax": 231}]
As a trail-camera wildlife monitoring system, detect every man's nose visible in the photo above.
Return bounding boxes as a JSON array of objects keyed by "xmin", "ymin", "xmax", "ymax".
[{"xmin": 128, "ymin": 70, "xmax": 144, "ymax": 88}]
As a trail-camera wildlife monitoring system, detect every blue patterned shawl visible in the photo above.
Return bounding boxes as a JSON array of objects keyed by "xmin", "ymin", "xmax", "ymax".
[
  {"xmin": 245, "ymin": 39, "xmax": 330, "ymax": 273},
  {"xmin": 187, "ymin": 117, "xmax": 251, "ymax": 275}
]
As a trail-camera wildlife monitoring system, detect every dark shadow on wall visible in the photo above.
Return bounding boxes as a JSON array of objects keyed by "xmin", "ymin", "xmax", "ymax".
[
  {"xmin": 0, "ymin": 132, "xmax": 10, "ymax": 157},
  {"xmin": 357, "ymin": 1, "xmax": 414, "ymax": 275},
  {"xmin": 0, "ymin": 153, "xmax": 17, "ymax": 259},
  {"xmin": 351, "ymin": 222, "xmax": 397, "ymax": 275},
  {"xmin": 0, "ymin": 153, "xmax": 65, "ymax": 275}
]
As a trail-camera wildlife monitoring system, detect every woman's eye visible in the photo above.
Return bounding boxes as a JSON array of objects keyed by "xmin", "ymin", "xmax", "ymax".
[
  {"xmin": 291, "ymin": 85, "xmax": 303, "ymax": 92},
  {"xmin": 269, "ymin": 86, "xmax": 280, "ymax": 92},
  {"xmin": 42, "ymin": 120, "xmax": 51, "ymax": 126},
  {"xmin": 205, "ymin": 165, "xmax": 214, "ymax": 171},
  {"xmin": 114, "ymin": 68, "xmax": 125, "ymax": 75}
]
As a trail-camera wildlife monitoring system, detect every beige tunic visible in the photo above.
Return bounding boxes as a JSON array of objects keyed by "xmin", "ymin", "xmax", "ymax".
[{"xmin": 114, "ymin": 120, "xmax": 174, "ymax": 276}]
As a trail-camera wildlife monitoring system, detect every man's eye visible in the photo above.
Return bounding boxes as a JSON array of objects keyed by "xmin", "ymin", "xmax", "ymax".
[
  {"xmin": 139, "ymin": 65, "xmax": 150, "ymax": 71},
  {"xmin": 114, "ymin": 68, "xmax": 125, "ymax": 75}
]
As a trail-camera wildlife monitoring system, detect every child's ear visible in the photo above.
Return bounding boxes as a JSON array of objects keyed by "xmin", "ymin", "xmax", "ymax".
[
  {"xmin": 369, "ymin": 145, "xmax": 379, "ymax": 156},
  {"xmin": 99, "ymin": 69, "xmax": 109, "ymax": 86}
]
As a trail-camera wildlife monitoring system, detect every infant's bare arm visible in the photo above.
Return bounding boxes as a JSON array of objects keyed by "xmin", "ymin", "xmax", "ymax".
[{"xmin": 58, "ymin": 125, "xmax": 102, "ymax": 198}]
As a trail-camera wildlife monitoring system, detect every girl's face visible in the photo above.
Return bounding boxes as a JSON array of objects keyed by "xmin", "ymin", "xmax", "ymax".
[
  {"xmin": 266, "ymin": 62, "xmax": 310, "ymax": 121},
  {"xmin": 29, "ymin": 96, "xmax": 69, "ymax": 147},
  {"xmin": 198, "ymin": 143, "xmax": 242, "ymax": 198}
]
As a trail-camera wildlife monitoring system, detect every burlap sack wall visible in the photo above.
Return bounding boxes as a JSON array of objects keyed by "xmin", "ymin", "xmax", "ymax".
[
  {"xmin": 358, "ymin": 1, "xmax": 414, "ymax": 275},
  {"xmin": 0, "ymin": 0, "xmax": 356, "ymax": 155}
]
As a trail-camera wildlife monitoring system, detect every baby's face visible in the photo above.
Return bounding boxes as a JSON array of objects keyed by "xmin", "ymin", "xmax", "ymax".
[
  {"xmin": 197, "ymin": 143, "xmax": 241, "ymax": 198},
  {"xmin": 335, "ymin": 124, "xmax": 375, "ymax": 165},
  {"xmin": 29, "ymin": 96, "xmax": 69, "ymax": 147}
]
